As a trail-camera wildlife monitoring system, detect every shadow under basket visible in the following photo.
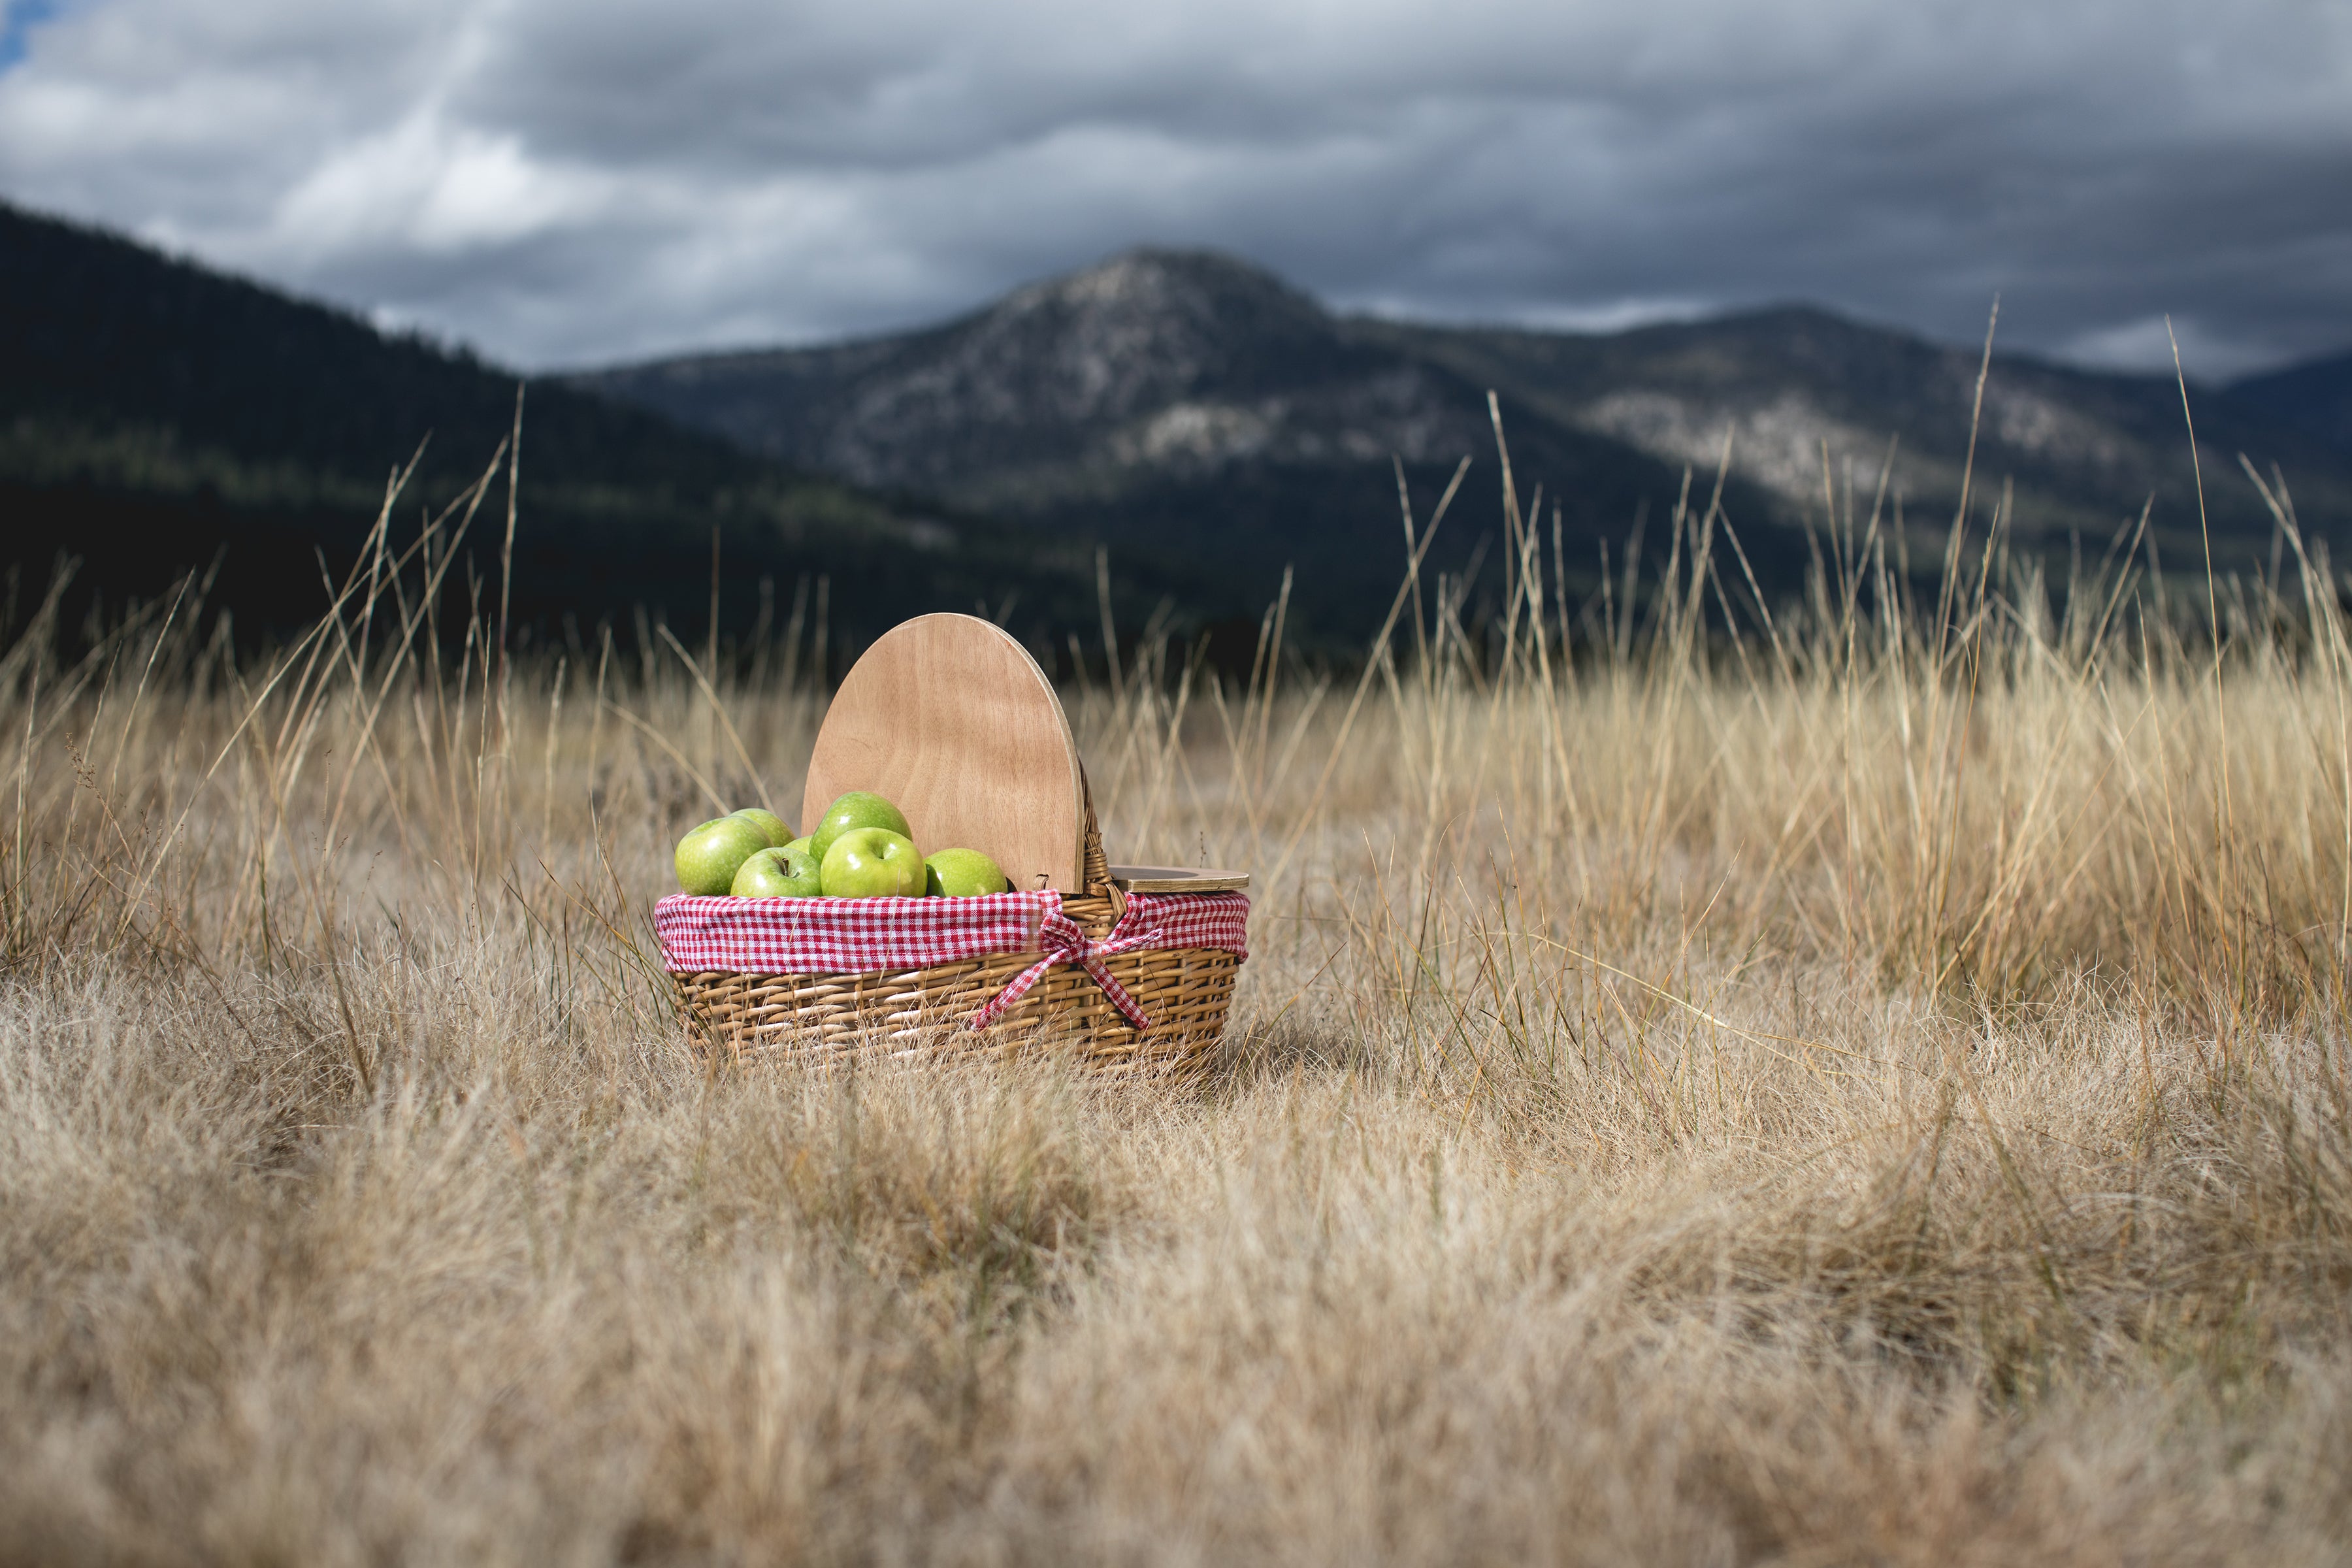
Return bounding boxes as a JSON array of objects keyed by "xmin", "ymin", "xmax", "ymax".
[{"xmin": 670, "ymin": 803, "xmax": 1243, "ymax": 1079}]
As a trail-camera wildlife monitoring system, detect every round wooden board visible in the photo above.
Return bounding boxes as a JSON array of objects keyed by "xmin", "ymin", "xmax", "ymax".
[{"xmin": 802, "ymin": 615, "xmax": 1085, "ymax": 892}]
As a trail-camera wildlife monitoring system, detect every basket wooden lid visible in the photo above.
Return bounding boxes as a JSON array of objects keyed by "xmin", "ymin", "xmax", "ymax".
[{"xmin": 802, "ymin": 614, "xmax": 1086, "ymax": 893}]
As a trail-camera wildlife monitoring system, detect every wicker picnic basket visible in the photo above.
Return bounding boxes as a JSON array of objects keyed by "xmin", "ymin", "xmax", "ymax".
[{"xmin": 660, "ymin": 615, "xmax": 1249, "ymax": 1077}]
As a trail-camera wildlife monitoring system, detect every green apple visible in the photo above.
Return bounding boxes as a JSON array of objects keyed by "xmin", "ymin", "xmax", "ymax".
[
  {"xmin": 820, "ymin": 827, "xmax": 926, "ymax": 897},
  {"xmin": 675, "ymin": 815, "xmax": 774, "ymax": 895},
  {"xmin": 729, "ymin": 806, "xmax": 794, "ymax": 847},
  {"xmin": 808, "ymin": 791, "xmax": 913, "ymax": 867},
  {"xmin": 732, "ymin": 843, "xmax": 822, "ymax": 898},
  {"xmin": 924, "ymin": 847, "xmax": 1009, "ymax": 897},
  {"xmin": 781, "ymin": 834, "xmax": 814, "ymax": 861}
]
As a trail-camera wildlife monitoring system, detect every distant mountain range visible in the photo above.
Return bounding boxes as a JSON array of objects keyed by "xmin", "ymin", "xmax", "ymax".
[
  {"xmin": 578, "ymin": 249, "xmax": 2352, "ymax": 640},
  {"xmin": 10, "ymin": 198, "xmax": 2350, "ymax": 664},
  {"xmin": 0, "ymin": 200, "xmax": 1130, "ymax": 664}
]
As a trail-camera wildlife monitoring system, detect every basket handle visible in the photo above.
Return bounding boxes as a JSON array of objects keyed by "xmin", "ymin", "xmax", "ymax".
[{"xmin": 1078, "ymin": 768, "xmax": 1128, "ymax": 924}]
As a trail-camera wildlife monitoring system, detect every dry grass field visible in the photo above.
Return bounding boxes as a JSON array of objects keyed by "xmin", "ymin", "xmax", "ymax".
[{"xmin": 3, "ymin": 437, "xmax": 2350, "ymax": 1565}]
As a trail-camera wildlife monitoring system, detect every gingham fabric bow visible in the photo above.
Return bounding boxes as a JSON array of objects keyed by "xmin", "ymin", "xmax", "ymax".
[{"xmin": 968, "ymin": 904, "xmax": 1165, "ymax": 1032}]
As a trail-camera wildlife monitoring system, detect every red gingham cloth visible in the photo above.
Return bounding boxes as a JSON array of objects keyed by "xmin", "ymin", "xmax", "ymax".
[
  {"xmin": 655, "ymin": 889, "xmax": 1250, "ymax": 1032},
  {"xmin": 656, "ymin": 889, "xmax": 1050, "ymax": 974}
]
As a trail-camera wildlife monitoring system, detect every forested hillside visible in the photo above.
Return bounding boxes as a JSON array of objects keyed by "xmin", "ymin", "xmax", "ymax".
[{"xmin": 0, "ymin": 201, "xmax": 1119, "ymax": 664}]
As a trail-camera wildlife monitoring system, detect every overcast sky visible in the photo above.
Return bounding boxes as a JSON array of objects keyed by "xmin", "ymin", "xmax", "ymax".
[{"xmin": 2, "ymin": 0, "xmax": 2346, "ymax": 378}]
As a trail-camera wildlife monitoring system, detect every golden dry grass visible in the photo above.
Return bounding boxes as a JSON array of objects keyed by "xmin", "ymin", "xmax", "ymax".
[{"xmin": 2, "ymin": 445, "xmax": 2349, "ymax": 1564}]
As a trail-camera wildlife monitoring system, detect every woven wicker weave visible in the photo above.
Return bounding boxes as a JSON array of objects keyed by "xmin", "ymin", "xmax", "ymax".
[{"xmin": 671, "ymin": 779, "xmax": 1240, "ymax": 1076}]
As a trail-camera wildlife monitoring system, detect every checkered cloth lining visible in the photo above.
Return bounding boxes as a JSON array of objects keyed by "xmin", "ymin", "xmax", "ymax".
[{"xmin": 654, "ymin": 889, "xmax": 1250, "ymax": 1032}]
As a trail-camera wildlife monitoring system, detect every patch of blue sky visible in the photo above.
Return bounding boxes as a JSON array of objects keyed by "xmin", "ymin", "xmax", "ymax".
[{"xmin": 1, "ymin": 0, "xmax": 65, "ymax": 71}]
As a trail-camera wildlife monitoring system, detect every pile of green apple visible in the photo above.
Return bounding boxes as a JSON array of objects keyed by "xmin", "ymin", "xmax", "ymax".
[{"xmin": 673, "ymin": 792, "xmax": 1010, "ymax": 900}]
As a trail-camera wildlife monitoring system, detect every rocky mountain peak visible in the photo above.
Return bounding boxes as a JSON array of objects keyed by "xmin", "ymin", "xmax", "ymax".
[
  {"xmin": 1000, "ymin": 247, "xmax": 1326, "ymax": 327},
  {"xmin": 909, "ymin": 248, "xmax": 1337, "ymax": 431}
]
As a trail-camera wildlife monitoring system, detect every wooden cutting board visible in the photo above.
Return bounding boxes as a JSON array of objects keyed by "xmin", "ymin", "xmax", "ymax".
[{"xmin": 802, "ymin": 614, "xmax": 1086, "ymax": 892}]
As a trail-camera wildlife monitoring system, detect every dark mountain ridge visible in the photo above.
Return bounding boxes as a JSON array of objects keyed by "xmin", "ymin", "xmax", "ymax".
[
  {"xmin": 0, "ymin": 199, "xmax": 1131, "ymax": 663},
  {"xmin": 2227, "ymin": 350, "xmax": 2352, "ymax": 459}
]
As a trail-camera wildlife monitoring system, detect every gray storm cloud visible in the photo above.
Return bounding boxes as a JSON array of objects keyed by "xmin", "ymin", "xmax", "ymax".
[{"xmin": 1, "ymin": 0, "xmax": 2345, "ymax": 375}]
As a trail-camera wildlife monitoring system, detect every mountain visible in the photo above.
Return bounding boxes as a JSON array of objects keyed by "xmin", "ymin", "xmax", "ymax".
[
  {"xmin": 25, "ymin": 201, "xmax": 2334, "ymax": 666},
  {"xmin": 571, "ymin": 251, "xmax": 1784, "ymax": 642},
  {"xmin": 578, "ymin": 250, "xmax": 2352, "ymax": 639},
  {"xmin": 0, "ymin": 199, "xmax": 1124, "ymax": 664},
  {"xmin": 2226, "ymin": 352, "xmax": 2352, "ymax": 460},
  {"xmin": 1370, "ymin": 307, "xmax": 2352, "ymax": 566}
]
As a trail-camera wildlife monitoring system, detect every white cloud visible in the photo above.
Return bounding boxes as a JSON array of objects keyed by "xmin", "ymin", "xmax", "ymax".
[
  {"xmin": 0, "ymin": 0, "xmax": 2345, "ymax": 374},
  {"xmin": 2061, "ymin": 316, "xmax": 2279, "ymax": 383},
  {"xmin": 269, "ymin": 106, "xmax": 610, "ymax": 258}
]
